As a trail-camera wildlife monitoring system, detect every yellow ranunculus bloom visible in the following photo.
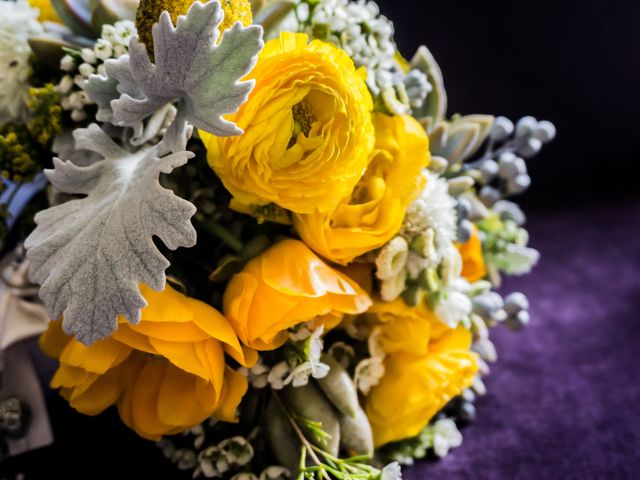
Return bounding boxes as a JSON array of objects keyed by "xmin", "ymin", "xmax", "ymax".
[
  {"xmin": 293, "ymin": 113, "xmax": 430, "ymax": 265},
  {"xmin": 40, "ymin": 284, "xmax": 257, "ymax": 440},
  {"xmin": 457, "ymin": 224, "xmax": 487, "ymax": 282},
  {"xmin": 223, "ymin": 239, "xmax": 372, "ymax": 350},
  {"xmin": 29, "ymin": 0, "xmax": 60, "ymax": 22},
  {"xmin": 364, "ymin": 300, "xmax": 478, "ymax": 447},
  {"xmin": 201, "ymin": 32, "xmax": 375, "ymax": 215}
]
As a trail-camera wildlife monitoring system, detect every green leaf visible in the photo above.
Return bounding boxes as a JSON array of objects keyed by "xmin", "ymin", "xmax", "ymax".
[{"xmin": 24, "ymin": 124, "xmax": 197, "ymax": 345}]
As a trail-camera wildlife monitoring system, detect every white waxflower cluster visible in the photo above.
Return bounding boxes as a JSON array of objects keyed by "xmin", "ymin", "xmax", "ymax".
[
  {"xmin": 299, "ymin": 0, "xmax": 430, "ymax": 114},
  {"xmin": 56, "ymin": 20, "xmax": 136, "ymax": 122},
  {"xmin": 0, "ymin": 0, "xmax": 43, "ymax": 124},
  {"xmin": 375, "ymin": 171, "xmax": 463, "ymax": 308},
  {"xmin": 354, "ymin": 327, "xmax": 386, "ymax": 395},
  {"xmin": 240, "ymin": 325, "xmax": 330, "ymax": 390},
  {"xmin": 231, "ymin": 466, "xmax": 291, "ymax": 480},
  {"xmin": 195, "ymin": 436, "xmax": 255, "ymax": 478}
]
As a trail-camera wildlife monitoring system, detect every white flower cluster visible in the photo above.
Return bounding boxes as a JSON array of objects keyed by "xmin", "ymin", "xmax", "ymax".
[
  {"xmin": 195, "ymin": 436, "xmax": 255, "ymax": 478},
  {"xmin": 241, "ymin": 325, "xmax": 330, "ymax": 390},
  {"xmin": 299, "ymin": 0, "xmax": 430, "ymax": 114},
  {"xmin": 429, "ymin": 419, "xmax": 463, "ymax": 458},
  {"xmin": 159, "ymin": 435, "xmax": 258, "ymax": 479},
  {"xmin": 0, "ymin": 0, "xmax": 43, "ymax": 124},
  {"xmin": 388, "ymin": 418, "xmax": 463, "ymax": 466},
  {"xmin": 231, "ymin": 466, "xmax": 291, "ymax": 480},
  {"xmin": 354, "ymin": 327, "xmax": 385, "ymax": 395},
  {"xmin": 56, "ymin": 20, "xmax": 136, "ymax": 122},
  {"xmin": 375, "ymin": 171, "xmax": 461, "ymax": 303}
]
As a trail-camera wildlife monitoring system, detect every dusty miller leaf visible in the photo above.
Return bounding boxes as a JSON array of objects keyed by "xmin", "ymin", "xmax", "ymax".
[
  {"xmin": 85, "ymin": 0, "xmax": 264, "ymax": 153},
  {"xmin": 24, "ymin": 124, "xmax": 197, "ymax": 345}
]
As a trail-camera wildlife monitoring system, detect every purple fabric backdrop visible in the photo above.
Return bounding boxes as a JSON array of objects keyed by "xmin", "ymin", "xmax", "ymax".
[
  {"xmin": 2, "ymin": 201, "xmax": 639, "ymax": 479},
  {"xmin": 407, "ymin": 200, "xmax": 640, "ymax": 480}
]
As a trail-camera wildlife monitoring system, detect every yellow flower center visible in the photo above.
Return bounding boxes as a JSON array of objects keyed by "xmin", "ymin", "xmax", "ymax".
[{"xmin": 136, "ymin": 0, "xmax": 253, "ymax": 60}]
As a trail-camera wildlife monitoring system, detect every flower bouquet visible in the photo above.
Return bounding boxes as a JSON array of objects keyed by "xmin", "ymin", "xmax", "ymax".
[{"xmin": 0, "ymin": 0, "xmax": 555, "ymax": 477}]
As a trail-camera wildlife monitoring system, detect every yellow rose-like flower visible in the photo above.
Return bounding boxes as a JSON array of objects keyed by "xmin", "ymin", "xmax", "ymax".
[
  {"xmin": 28, "ymin": 0, "xmax": 60, "ymax": 22},
  {"xmin": 40, "ymin": 284, "xmax": 257, "ymax": 440},
  {"xmin": 457, "ymin": 224, "xmax": 487, "ymax": 282},
  {"xmin": 293, "ymin": 113, "xmax": 430, "ymax": 264},
  {"xmin": 223, "ymin": 239, "xmax": 372, "ymax": 350},
  {"xmin": 201, "ymin": 32, "xmax": 375, "ymax": 214},
  {"xmin": 364, "ymin": 300, "xmax": 478, "ymax": 447}
]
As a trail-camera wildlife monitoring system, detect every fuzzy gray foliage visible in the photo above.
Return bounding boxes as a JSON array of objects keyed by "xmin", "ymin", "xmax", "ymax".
[
  {"xmin": 85, "ymin": 0, "xmax": 264, "ymax": 153},
  {"xmin": 24, "ymin": 124, "xmax": 197, "ymax": 345}
]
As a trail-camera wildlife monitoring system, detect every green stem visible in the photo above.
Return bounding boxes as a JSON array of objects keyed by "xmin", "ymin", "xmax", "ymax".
[
  {"xmin": 272, "ymin": 393, "xmax": 330, "ymax": 480},
  {"xmin": 195, "ymin": 214, "xmax": 244, "ymax": 254}
]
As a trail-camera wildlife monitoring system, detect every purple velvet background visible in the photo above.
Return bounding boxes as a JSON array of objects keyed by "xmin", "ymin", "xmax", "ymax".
[
  {"xmin": 3, "ymin": 200, "xmax": 639, "ymax": 479},
  {"xmin": 408, "ymin": 200, "xmax": 640, "ymax": 480}
]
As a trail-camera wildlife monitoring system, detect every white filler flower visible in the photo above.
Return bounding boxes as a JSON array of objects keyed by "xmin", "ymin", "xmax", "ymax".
[{"xmin": 0, "ymin": 0, "xmax": 43, "ymax": 123}]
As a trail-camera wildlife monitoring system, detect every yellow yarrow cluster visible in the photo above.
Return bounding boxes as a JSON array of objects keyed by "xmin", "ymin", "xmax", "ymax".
[{"xmin": 136, "ymin": 0, "xmax": 252, "ymax": 59}]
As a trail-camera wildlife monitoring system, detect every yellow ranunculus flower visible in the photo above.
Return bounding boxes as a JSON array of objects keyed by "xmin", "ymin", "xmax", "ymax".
[
  {"xmin": 223, "ymin": 239, "xmax": 372, "ymax": 350},
  {"xmin": 29, "ymin": 0, "xmax": 60, "ymax": 22},
  {"xmin": 201, "ymin": 32, "xmax": 375, "ymax": 215},
  {"xmin": 40, "ymin": 284, "xmax": 257, "ymax": 440},
  {"xmin": 293, "ymin": 113, "xmax": 430, "ymax": 265},
  {"xmin": 457, "ymin": 224, "xmax": 487, "ymax": 282},
  {"xmin": 364, "ymin": 300, "xmax": 478, "ymax": 447}
]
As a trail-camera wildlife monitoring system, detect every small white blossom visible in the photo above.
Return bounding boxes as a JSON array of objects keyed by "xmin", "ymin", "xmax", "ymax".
[
  {"xmin": 94, "ymin": 39, "xmax": 113, "ymax": 60},
  {"xmin": 367, "ymin": 327, "xmax": 385, "ymax": 359},
  {"xmin": 431, "ymin": 419, "xmax": 463, "ymax": 458},
  {"xmin": 267, "ymin": 361, "xmax": 290, "ymax": 390},
  {"xmin": 435, "ymin": 287, "xmax": 472, "ymax": 328},
  {"xmin": 232, "ymin": 474, "xmax": 258, "ymax": 480},
  {"xmin": 402, "ymin": 172, "xmax": 458, "ymax": 265},
  {"xmin": 354, "ymin": 356, "xmax": 385, "ymax": 395},
  {"xmin": 380, "ymin": 462, "xmax": 402, "ymax": 480},
  {"xmin": 56, "ymin": 75, "xmax": 74, "ymax": 94},
  {"xmin": 284, "ymin": 360, "xmax": 330, "ymax": 387},
  {"xmin": 70, "ymin": 109, "xmax": 87, "ymax": 122},
  {"xmin": 219, "ymin": 436, "xmax": 254, "ymax": 467},
  {"xmin": 60, "ymin": 54, "xmax": 76, "ymax": 72},
  {"xmin": 376, "ymin": 236, "xmax": 409, "ymax": 280},
  {"xmin": 259, "ymin": 466, "xmax": 290, "ymax": 480},
  {"xmin": 78, "ymin": 62, "xmax": 95, "ymax": 77},
  {"xmin": 380, "ymin": 269, "xmax": 407, "ymax": 302},
  {"xmin": 80, "ymin": 47, "xmax": 97, "ymax": 64},
  {"xmin": 198, "ymin": 446, "xmax": 231, "ymax": 478}
]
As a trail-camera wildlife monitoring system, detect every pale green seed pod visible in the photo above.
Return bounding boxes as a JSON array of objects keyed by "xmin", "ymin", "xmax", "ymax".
[{"xmin": 316, "ymin": 354, "xmax": 360, "ymax": 418}]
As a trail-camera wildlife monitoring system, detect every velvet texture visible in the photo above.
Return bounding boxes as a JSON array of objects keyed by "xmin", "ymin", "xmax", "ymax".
[{"xmin": 3, "ymin": 201, "xmax": 639, "ymax": 479}]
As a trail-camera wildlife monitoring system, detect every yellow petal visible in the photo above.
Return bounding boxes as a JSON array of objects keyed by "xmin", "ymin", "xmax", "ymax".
[{"xmin": 213, "ymin": 367, "xmax": 248, "ymax": 423}]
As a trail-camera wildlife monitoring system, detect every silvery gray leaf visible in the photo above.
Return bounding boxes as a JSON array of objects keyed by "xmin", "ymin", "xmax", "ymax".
[
  {"xmin": 24, "ymin": 124, "xmax": 197, "ymax": 345},
  {"xmin": 107, "ymin": 0, "xmax": 263, "ymax": 152},
  {"xmin": 430, "ymin": 115, "xmax": 494, "ymax": 164},
  {"xmin": 411, "ymin": 45, "xmax": 447, "ymax": 130}
]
